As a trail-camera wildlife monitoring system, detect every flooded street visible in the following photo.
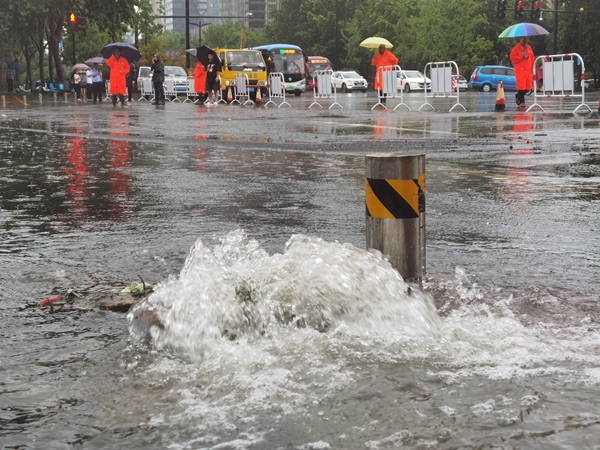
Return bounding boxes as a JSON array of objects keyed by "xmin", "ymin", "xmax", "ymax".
[{"xmin": 1, "ymin": 92, "xmax": 600, "ymax": 449}]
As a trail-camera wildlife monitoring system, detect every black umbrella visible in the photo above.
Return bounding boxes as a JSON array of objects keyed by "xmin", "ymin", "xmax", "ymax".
[
  {"xmin": 195, "ymin": 45, "xmax": 219, "ymax": 67},
  {"xmin": 100, "ymin": 42, "xmax": 142, "ymax": 63},
  {"xmin": 185, "ymin": 48, "xmax": 197, "ymax": 58}
]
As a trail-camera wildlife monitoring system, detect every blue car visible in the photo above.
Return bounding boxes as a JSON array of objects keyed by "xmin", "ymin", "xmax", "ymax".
[{"xmin": 469, "ymin": 65, "xmax": 516, "ymax": 92}]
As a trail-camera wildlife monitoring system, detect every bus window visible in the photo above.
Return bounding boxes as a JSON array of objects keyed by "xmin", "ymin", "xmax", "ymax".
[{"xmin": 305, "ymin": 56, "xmax": 333, "ymax": 90}]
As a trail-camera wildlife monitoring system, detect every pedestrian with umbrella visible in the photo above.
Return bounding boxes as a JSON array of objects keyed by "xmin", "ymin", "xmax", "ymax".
[
  {"xmin": 105, "ymin": 47, "xmax": 130, "ymax": 107},
  {"xmin": 195, "ymin": 46, "xmax": 221, "ymax": 106},
  {"xmin": 101, "ymin": 43, "xmax": 141, "ymax": 108},
  {"xmin": 151, "ymin": 53, "xmax": 165, "ymax": 105},
  {"xmin": 361, "ymin": 37, "xmax": 397, "ymax": 105},
  {"xmin": 499, "ymin": 22, "xmax": 549, "ymax": 108},
  {"xmin": 510, "ymin": 36, "xmax": 534, "ymax": 107}
]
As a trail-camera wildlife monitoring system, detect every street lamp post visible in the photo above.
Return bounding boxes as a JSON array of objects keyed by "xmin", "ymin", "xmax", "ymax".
[{"xmin": 191, "ymin": 21, "xmax": 212, "ymax": 48}]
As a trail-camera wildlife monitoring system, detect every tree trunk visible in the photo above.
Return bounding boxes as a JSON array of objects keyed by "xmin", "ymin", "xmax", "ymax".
[
  {"xmin": 48, "ymin": 20, "xmax": 65, "ymax": 82},
  {"xmin": 35, "ymin": 32, "xmax": 45, "ymax": 85}
]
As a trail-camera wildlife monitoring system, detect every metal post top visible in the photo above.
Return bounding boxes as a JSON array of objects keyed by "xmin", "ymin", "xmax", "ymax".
[{"xmin": 366, "ymin": 152, "xmax": 425, "ymax": 158}]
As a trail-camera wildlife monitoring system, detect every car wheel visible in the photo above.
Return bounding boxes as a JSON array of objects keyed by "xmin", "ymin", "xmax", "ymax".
[
  {"xmin": 342, "ymin": 83, "xmax": 347, "ymax": 93},
  {"xmin": 404, "ymin": 84, "xmax": 411, "ymax": 93},
  {"xmin": 482, "ymin": 83, "xmax": 492, "ymax": 92}
]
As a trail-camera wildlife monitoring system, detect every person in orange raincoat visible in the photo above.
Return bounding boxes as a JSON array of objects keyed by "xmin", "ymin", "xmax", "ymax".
[
  {"xmin": 193, "ymin": 60, "xmax": 206, "ymax": 105},
  {"xmin": 510, "ymin": 36, "xmax": 534, "ymax": 107},
  {"xmin": 371, "ymin": 44, "xmax": 398, "ymax": 104},
  {"xmin": 106, "ymin": 47, "xmax": 130, "ymax": 108}
]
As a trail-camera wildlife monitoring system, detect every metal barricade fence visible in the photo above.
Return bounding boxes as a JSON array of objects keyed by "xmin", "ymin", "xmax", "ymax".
[
  {"xmin": 184, "ymin": 76, "xmax": 196, "ymax": 103},
  {"xmin": 232, "ymin": 73, "xmax": 254, "ymax": 106},
  {"xmin": 529, "ymin": 53, "xmax": 592, "ymax": 114},
  {"xmin": 419, "ymin": 61, "xmax": 465, "ymax": 112},
  {"xmin": 371, "ymin": 65, "xmax": 408, "ymax": 111},
  {"xmin": 309, "ymin": 70, "xmax": 341, "ymax": 109},
  {"xmin": 165, "ymin": 78, "xmax": 180, "ymax": 102},
  {"xmin": 265, "ymin": 72, "xmax": 290, "ymax": 108},
  {"xmin": 139, "ymin": 78, "xmax": 154, "ymax": 101}
]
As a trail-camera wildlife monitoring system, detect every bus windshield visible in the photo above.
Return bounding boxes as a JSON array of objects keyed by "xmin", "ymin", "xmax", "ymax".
[{"xmin": 271, "ymin": 53, "xmax": 305, "ymax": 75}]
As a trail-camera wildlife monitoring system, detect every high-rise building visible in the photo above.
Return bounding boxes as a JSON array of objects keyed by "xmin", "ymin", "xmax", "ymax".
[
  {"xmin": 158, "ymin": 0, "xmax": 279, "ymax": 33},
  {"xmin": 161, "ymin": 0, "xmax": 210, "ymax": 33}
]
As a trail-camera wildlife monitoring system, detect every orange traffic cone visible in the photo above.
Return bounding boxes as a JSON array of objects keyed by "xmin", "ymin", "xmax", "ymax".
[
  {"xmin": 495, "ymin": 80, "xmax": 505, "ymax": 111},
  {"xmin": 255, "ymin": 87, "xmax": 262, "ymax": 103},
  {"xmin": 227, "ymin": 85, "xmax": 233, "ymax": 102}
]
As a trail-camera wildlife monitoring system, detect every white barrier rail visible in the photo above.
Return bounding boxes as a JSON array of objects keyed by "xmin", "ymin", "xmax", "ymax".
[
  {"xmin": 529, "ymin": 53, "xmax": 592, "ymax": 114},
  {"xmin": 165, "ymin": 78, "xmax": 181, "ymax": 102},
  {"xmin": 139, "ymin": 78, "xmax": 154, "ymax": 101},
  {"xmin": 232, "ymin": 73, "xmax": 254, "ymax": 106},
  {"xmin": 371, "ymin": 65, "xmax": 408, "ymax": 111},
  {"xmin": 309, "ymin": 70, "xmax": 342, "ymax": 109},
  {"xmin": 184, "ymin": 76, "xmax": 196, "ymax": 103},
  {"xmin": 265, "ymin": 72, "xmax": 290, "ymax": 108},
  {"xmin": 419, "ymin": 61, "xmax": 465, "ymax": 112}
]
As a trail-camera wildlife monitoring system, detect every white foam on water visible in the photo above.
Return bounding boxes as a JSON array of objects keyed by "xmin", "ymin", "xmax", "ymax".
[{"xmin": 129, "ymin": 229, "xmax": 441, "ymax": 359}]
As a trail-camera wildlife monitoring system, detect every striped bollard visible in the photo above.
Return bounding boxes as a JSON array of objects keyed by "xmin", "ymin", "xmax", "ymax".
[
  {"xmin": 53, "ymin": 93, "xmax": 57, "ymax": 103},
  {"xmin": 64, "ymin": 93, "xmax": 68, "ymax": 103},
  {"xmin": 73, "ymin": 92, "xmax": 77, "ymax": 104},
  {"xmin": 23, "ymin": 95, "xmax": 27, "ymax": 106},
  {"xmin": 1, "ymin": 95, "xmax": 5, "ymax": 107},
  {"xmin": 38, "ymin": 93, "xmax": 43, "ymax": 104},
  {"xmin": 365, "ymin": 153, "xmax": 426, "ymax": 284}
]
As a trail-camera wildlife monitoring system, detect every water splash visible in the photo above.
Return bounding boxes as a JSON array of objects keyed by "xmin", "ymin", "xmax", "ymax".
[{"xmin": 128, "ymin": 229, "xmax": 441, "ymax": 358}]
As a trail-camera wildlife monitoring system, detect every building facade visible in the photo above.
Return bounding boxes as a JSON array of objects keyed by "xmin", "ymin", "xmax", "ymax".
[{"xmin": 158, "ymin": 0, "xmax": 278, "ymax": 31}]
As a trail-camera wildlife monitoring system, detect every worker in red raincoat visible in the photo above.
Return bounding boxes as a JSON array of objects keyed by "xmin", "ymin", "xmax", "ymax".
[
  {"xmin": 371, "ymin": 44, "xmax": 398, "ymax": 104},
  {"xmin": 193, "ymin": 60, "xmax": 206, "ymax": 105},
  {"xmin": 510, "ymin": 36, "xmax": 535, "ymax": 107},
  {"xmin": 106, "ymin": 47, "xmax": 130, "ymax": 108}
]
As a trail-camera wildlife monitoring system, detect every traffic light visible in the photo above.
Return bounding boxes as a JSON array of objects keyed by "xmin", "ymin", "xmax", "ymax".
[
  {"xmin": 531, "ymin": 1, "xmax": 541, "ymax": 22},
  {"xmin": 497, "ymin": 0, "xmax": 507, "ymax": 19},
  {"xmin": 514, "ymin": 0, "xmax": 524, "ymax": 21},
  {"xmin": 77, "ymin": 14, "xmax": 86, "ymax": 31},
  {"xmin": 69, "ymin": 13, "xmax": 77, "ymax": 32}
]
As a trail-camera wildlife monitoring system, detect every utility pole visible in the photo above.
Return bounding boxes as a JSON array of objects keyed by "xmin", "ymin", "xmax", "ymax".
[
  {"xmin": 553, "ymin": 0, "xmax": 558, "ymax": 54},
  {"xmin": 185, "ymin": 0, "xmax": 190, "ymax": 69}
]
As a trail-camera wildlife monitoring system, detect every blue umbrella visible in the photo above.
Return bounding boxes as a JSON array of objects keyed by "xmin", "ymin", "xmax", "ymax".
[
  {"xmin": 6, "ymin": 61, "xmax": 22, "ymax": 70},
  {"xmin": 498, "ymin": 22, "xmax": 549, "ymax": 39},
  {"xmin": 100, "ymin": 42, "xmax": 142, "ymax": 63}
]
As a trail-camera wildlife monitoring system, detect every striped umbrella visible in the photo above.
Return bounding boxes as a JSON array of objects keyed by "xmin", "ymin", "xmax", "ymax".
[{"xmin": 498, "ymin": 22, "xmax": 549, "ymax": 39}]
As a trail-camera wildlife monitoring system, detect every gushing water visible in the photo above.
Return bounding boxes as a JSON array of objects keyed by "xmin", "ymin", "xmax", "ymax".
[{"xmin": 128, "ymin": 229, "xmax": 441, "ymax": 358}]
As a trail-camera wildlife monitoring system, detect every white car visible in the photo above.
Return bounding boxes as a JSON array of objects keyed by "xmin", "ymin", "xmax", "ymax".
[
  {"xmin": 164, "ymin": 66, "xmax": 188, "ymax": 92},
  {"xmin": 397, "ymin": 70, "xmax": 431, "ymax": 92},
  {"xmin": 331, "ymin": 71, "xmax": 368, "ymax": 92},
  {"xmin": 452, "ymin": 75, "xmax": 469, "ymax": 91}
]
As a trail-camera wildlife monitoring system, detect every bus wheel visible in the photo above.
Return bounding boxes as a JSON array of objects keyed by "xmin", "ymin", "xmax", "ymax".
[{"xmin": 294, "ymin": 90, "xmax": 302, "ymax": 96}]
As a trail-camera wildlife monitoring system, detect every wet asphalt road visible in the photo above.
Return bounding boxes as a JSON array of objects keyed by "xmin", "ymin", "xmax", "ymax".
[{"xmin": 2, "ymin": 89, "xmax": 600, "ymax": 449}]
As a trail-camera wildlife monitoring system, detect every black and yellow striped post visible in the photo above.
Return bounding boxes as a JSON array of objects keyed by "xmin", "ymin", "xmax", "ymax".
[{"xmin": 366, "ymin": 153, "xmax": 425, "ymax": 283}]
